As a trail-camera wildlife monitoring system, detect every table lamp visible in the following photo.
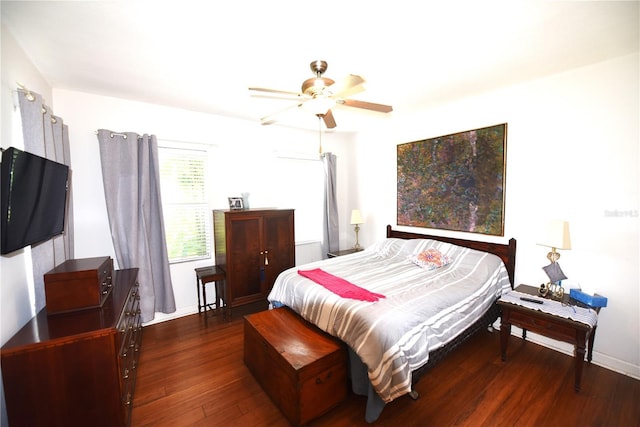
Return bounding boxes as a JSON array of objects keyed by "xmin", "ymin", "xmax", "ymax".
[
  {"xmin": 538, "ymin": 219, "xmax": 571, "ymax": 263},
  {"xmin": 350, "ymin": 209, "xmax": 364, "ymax": 250},
  {"xmin": 538, "ymin": 219, "xmax": 571, "ymax": 297}
]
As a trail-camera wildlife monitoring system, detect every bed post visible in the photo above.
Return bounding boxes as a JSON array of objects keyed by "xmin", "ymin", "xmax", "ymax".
[{"xmin": 507, "ymin": 237, "xmax": 517, "ymax": 289}]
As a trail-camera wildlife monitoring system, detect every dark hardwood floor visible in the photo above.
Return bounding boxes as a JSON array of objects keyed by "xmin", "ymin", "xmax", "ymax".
[{"xmin": 131, "ymin": 311, "xmax": 639, "ymax": 427}]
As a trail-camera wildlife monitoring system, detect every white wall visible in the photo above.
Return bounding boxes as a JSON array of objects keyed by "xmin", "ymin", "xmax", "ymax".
[
  {"xmin": 0, "ymin": 24, "xmax": 57, "ymax": 427},
  {"xmin": 0, "ymin": 26, "xmax": 55, "ymax": 342},
  {"xmin": 353, "ymin": 53, "xmax": 639, "ymax": 379},
  {"xmin": 51, "ymin": 89, "xmax": 357, "ymax": 324}
]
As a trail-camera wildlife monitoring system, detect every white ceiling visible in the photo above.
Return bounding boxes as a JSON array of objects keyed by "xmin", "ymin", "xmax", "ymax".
[{"xmin": 2, "ymin": 1, "xmax": 638, "ymax": 132}]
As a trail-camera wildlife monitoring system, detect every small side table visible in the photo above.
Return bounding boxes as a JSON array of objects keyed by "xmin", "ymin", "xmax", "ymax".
[
  {"xmin": 195, "ymin": 265, "xmax": 227, "ymax": 320},
  {"xmin": 327, "ymin": 248, "xmax": 363, "ymax": 258},
  {"xmin": 498, "ymin": 284, "xmax": 601, "ymax": 392}
]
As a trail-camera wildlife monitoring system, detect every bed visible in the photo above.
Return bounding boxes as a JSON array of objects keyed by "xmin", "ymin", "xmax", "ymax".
[{"xmin": 267, "ymin": 225, "xmax": 517, "ymax": 422}]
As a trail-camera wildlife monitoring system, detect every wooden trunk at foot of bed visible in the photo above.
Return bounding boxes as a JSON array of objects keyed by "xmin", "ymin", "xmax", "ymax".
[{"xmin": 243, "ymin": 307, "xmax": 348, "ymax": 426}]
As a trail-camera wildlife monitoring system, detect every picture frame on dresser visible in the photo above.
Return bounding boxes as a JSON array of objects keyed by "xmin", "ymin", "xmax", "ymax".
[{"xmin": 228, "ymin": 197, "xmax": 244, "ymax": 210}]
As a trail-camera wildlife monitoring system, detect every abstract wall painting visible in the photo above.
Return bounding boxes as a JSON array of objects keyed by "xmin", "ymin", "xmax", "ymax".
[{"xmin": 397, "ymin": 123, "xmax": 507, "ymax": 236}]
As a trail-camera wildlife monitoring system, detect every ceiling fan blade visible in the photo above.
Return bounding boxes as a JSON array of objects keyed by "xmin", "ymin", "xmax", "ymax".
[
  {"xmin": 320, "ymin": 109, "xmax": 337, "ymax": 129},
  {"xmin": 330, "ymin": 74, "xmax": 366, "ymax": 99},
  {"xmin": 250, "ymin": 93, "xmax": 305, "ymax": 102},
  {"xmin": 260, "ymin": 102, "xmax": 303, "ymax": 125},
  {"xmin": 338, "ymin": 98, "xmax": 393, "ymax": 113},
  {"xmin": 249, "ymin": 87, "xmax": 300, "ymax": 96}
]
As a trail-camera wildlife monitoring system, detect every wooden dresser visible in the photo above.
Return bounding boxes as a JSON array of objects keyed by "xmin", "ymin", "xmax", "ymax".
[
  {"xmin": 1, "ymin": 268, "xmax": 141, "ymax": 426},
  {"xmin": 213, "ymin": 208, "xmax": 295, "ymax": 313}
]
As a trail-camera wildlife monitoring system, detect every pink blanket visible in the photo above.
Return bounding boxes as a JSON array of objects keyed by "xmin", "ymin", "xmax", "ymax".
[{"xmin": 298, "ymin": 268, "xmax": 385, "ymax": 302}]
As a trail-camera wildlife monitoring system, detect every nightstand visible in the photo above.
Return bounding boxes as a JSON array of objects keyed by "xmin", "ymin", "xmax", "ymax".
[
  {"xmin": 327, "ymin": 248, "xmax": 363, "ymax": 258},
  {"xmin": 498, "ymin": 284, "xmax": 601, "ymax": 392}
]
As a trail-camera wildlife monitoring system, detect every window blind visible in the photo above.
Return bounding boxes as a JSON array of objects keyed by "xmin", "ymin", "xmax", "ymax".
[{"xmin": 158, "ymin": 145, "xmax": 211, "ymax": 262}]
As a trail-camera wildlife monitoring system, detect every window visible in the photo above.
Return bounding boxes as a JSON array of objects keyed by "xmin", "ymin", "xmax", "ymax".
[{"xmin": 158, "ymin": 143, "xmax": 211, "ymax": 263}]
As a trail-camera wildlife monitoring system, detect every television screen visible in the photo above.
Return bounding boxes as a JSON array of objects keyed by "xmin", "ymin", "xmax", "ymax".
[{"xmin": 1, "ymin": 147, "xmax": 70, "ymax": 255}]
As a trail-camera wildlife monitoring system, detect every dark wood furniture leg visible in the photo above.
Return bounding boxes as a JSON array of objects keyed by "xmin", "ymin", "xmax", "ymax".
[
  {"xmin": 587, "ymin": 326, "xmax": 597, "ymax": 362},
  {"xmin": 574, "ymin": 332, "xmax": 588, "ymax": 391},
  {"xmin": 196, "ymin": 272, "xmax": 203, "ymax": 313},
  {"xmin": 500, "ymin": 320, "xmax": 511, "ymax": 361}
]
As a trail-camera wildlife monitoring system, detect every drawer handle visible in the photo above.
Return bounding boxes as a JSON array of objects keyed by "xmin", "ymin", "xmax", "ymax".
[
  {"xmin": 123, "ymin": 368, "xmax": 129, "ymax": 380},
  {"xmin": 531, "ymin": 319, "xmax": 552, "ymax": 329},
  {"xmin": 316, "ymin": 371, "xmax": 333, "ymax": 384},
  {"xmin": 124, "ymin": 392, "xmax": 132, "ymax": 406}
]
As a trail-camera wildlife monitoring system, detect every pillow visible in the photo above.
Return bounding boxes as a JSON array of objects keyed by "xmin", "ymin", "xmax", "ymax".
[{"xmin": 410, "ymin": 248, "xmax": 452, "ymax": 271}]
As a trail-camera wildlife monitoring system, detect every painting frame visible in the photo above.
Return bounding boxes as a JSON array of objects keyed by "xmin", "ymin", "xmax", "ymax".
[{"xmin": 397, "ymin": 123, "xmax": 507, "ymax": 236}]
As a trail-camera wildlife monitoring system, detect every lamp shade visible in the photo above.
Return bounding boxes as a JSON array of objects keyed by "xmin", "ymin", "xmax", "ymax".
[
  {"xmin": 538, "ymin": 220, "xmax": 571, "ymax": 250},
  {"xmin": 350, "ymin": 209, "xmax": 364, "ymax": 225}
]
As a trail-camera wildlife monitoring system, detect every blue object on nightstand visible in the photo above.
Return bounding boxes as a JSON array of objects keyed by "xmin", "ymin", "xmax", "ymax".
[{"xmin": 570, "ymin": 288, "xmax": 608, "ymax": 307}]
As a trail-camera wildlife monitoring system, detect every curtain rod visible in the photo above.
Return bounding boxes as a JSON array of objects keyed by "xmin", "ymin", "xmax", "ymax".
[
  {"xmin": 16, "ymin": 83, "xmax": 57, "ymax": 122},
  {"xmin": 16, "ymin": 82, "xmax": 35, "ymax": 102},
  {"xmin": 94, "ymin": 131, "xmax": 131, "ymax": 139}
]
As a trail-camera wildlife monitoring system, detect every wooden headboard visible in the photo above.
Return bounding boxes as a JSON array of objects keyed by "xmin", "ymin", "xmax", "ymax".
[{"xmin": 387, "ymin": 225, "xmax": 517, "ymax": 287}]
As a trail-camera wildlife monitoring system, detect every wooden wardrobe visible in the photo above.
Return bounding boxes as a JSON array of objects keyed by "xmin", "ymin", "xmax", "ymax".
[{"xmin": 213, "ymin": 208, "xmax": 295, "ymax": 313}]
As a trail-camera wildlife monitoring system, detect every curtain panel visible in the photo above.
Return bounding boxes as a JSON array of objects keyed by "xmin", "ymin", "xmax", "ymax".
[
  {"xmin": 96, "ymin": 130, "xmax": 175, "ymax": 322},
  {"xmin": 17, "ymin": 89, "xmax": 74, "ymax": 312},
  {"xmin": 322, "ymin": 152, "xmax": 338, "ymax": 257}
]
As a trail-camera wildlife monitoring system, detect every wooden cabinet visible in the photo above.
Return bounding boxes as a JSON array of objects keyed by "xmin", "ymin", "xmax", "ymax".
[
  {"xmin": 213, "ymin": 208, "xmax": 295, "ymax": 310},
  {"xmin": 1, "ymin": 268, "xmax": 141, "ymax": 426}
]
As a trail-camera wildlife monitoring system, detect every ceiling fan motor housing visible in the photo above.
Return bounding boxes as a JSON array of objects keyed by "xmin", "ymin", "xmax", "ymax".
[
  {"xmin": 302, "ymin": 77, "xmax": 335, "ymax": 96},
  {"xmin": 302, "ymin": 60, "xmax": 335, "ymax": 96}
]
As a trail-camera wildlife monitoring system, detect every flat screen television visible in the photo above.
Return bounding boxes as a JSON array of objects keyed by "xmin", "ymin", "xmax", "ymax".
[{"xmin": 1, "ymin": 147, "xmax": 70, "ymax": 255}]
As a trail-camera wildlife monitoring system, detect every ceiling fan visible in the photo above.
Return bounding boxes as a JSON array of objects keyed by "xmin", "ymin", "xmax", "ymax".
[{"xmin": 249, "ymin": 60, "xmax": 393, "ymax": 129}]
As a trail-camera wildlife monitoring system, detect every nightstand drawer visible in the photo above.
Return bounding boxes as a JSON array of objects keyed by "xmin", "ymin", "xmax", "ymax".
[{"xmin": 508, "ymin": 309, "xmax": 577, "ymax": 342}]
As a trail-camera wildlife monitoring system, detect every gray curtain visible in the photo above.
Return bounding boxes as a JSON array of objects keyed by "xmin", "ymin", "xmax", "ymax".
[
  {"xmin": 321, "ymin": 152, "xmax": 339, "ymax": 257},
  {"xmin": 96, "ymin": 130, "xmax": 175, "ymax": 322},
  {"xmin": 17, "ymin": 89, "xmax": 74, "ymax": 312}
]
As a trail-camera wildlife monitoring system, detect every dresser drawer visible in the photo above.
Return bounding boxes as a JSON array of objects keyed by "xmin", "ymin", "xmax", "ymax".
[
  {"xmin": 117, "ymin": 281, "xmax": 142, "ymax": 425},
  {"xmin": 508, "ymin": 308, "xmax": 578, "ymax": 343}
]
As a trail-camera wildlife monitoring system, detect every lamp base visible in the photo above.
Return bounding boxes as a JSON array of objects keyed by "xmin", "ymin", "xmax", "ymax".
[
  {"xmin": 546, "ymin": 248, "xmax": 560, "ymax": 263},
  {"xmin": 353, "ymin": 224, "xmax": 361, "ymax": 250}
]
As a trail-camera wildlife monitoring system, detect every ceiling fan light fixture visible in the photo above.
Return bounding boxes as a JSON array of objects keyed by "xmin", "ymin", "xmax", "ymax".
[{"xmin": 302, "ymin": 77, "xmax": 335, "ymax": 96}]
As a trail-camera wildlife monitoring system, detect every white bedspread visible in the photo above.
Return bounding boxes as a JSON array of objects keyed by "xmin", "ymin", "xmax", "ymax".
[{"xmin": 267, "ymin": 238, "xmax": 512, "ymax": 403}]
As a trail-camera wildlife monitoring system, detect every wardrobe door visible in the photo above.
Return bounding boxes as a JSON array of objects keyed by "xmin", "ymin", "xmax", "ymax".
[
  {"xmin": 262, "ymin": 210, "xmax": 295, "ymax": 293},
  {"xmin": 227, "ymin": 215, "xmax": 262, "ymax": 306}
]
